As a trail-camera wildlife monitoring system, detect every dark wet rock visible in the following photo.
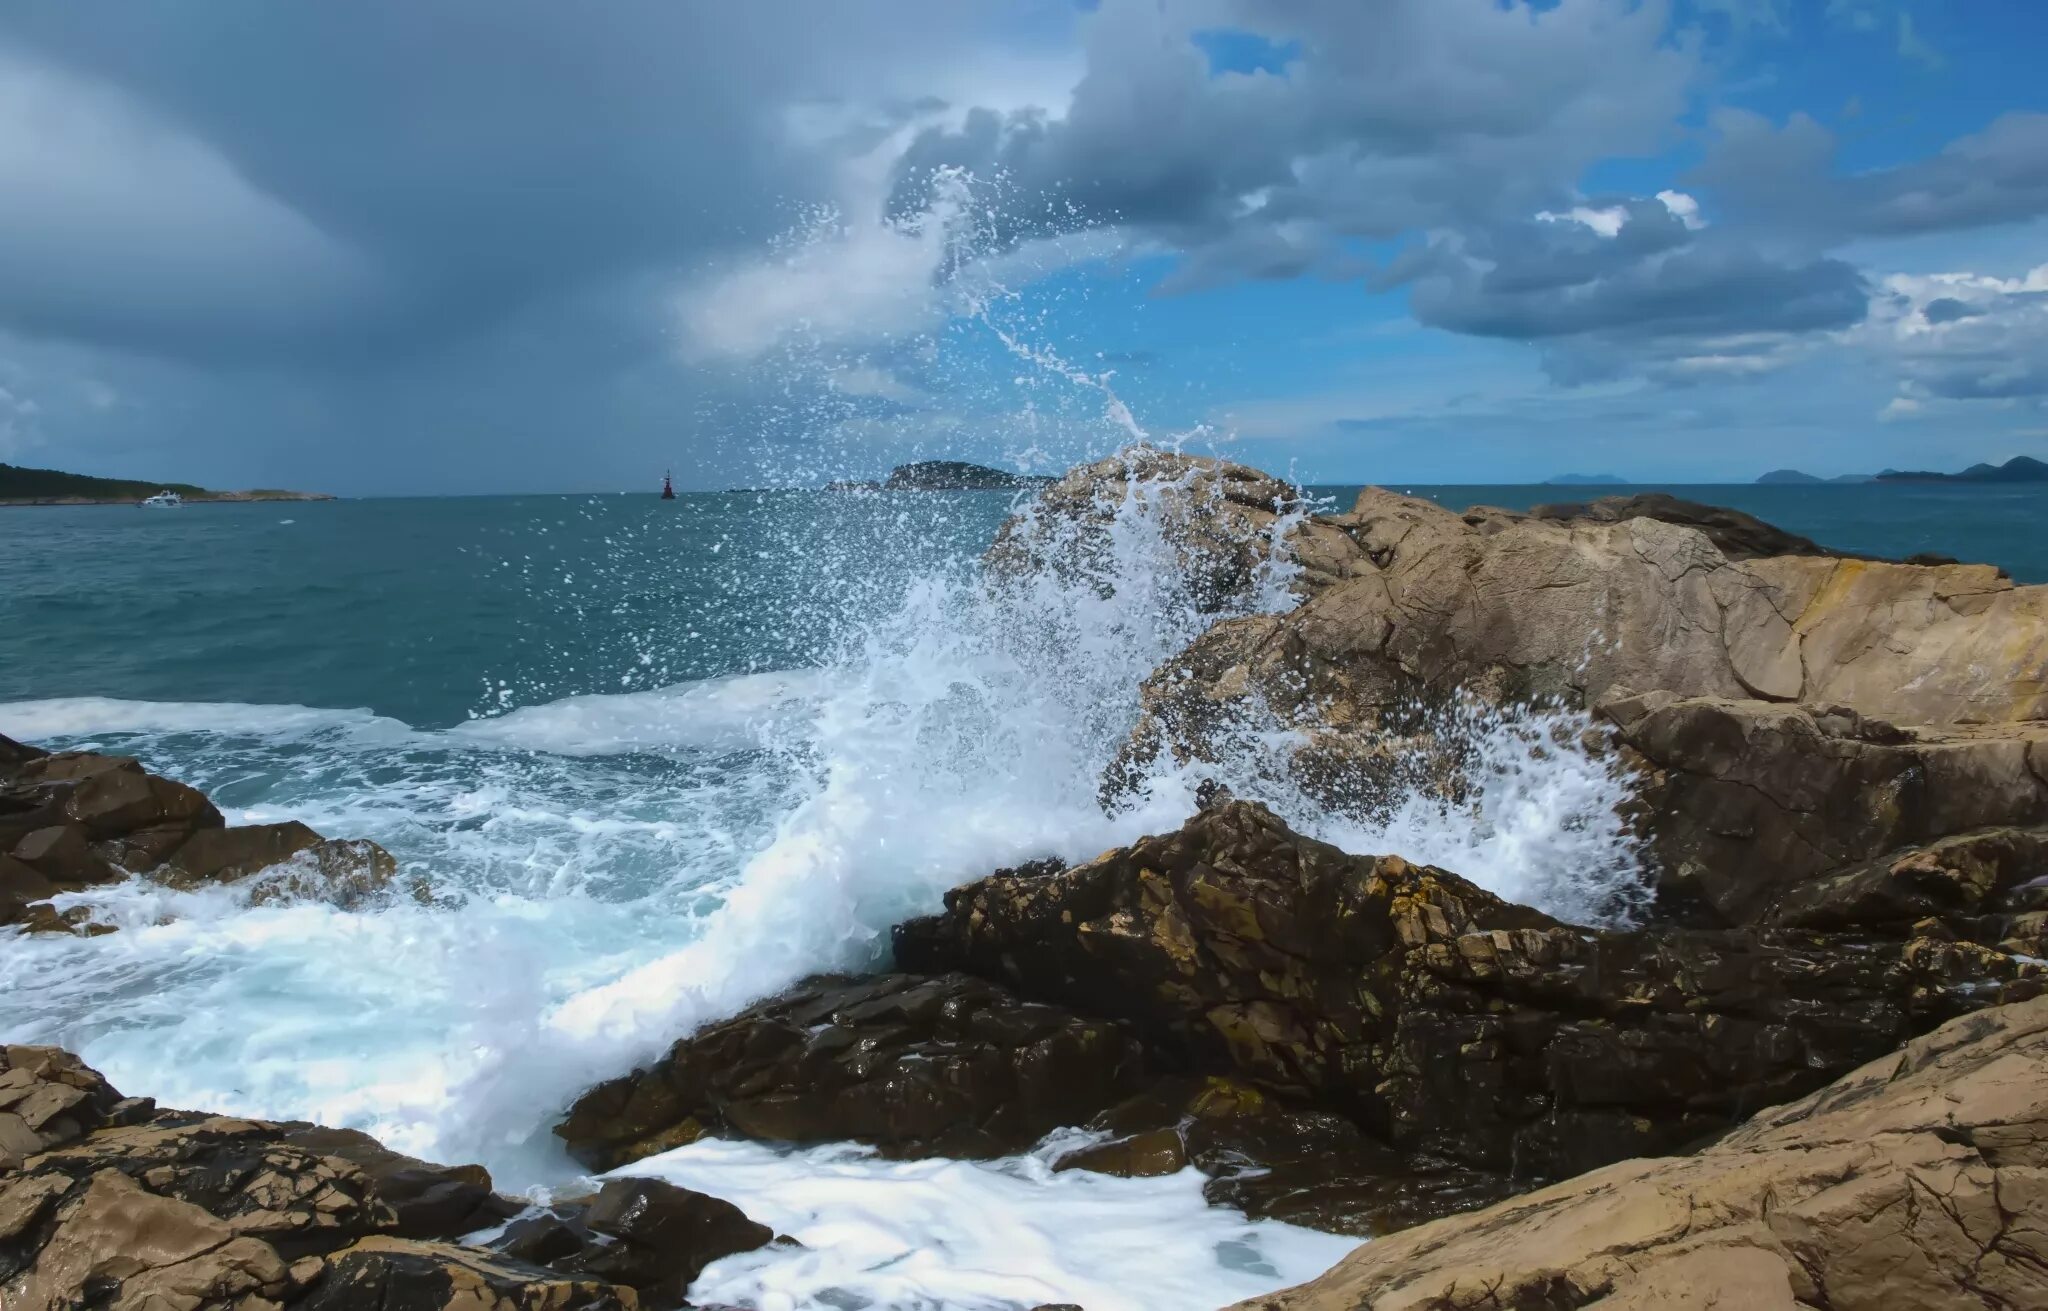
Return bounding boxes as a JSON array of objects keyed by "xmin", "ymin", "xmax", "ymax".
[
  {"xmin": 1603, "ymin": 692, "xmax": 2048, "ymax": 928},
  {"xmin": 557, "ymin": 972, "xmax": 1154, "ymax": 1171},
  {"xmin": 0, "ymin": 731, "xmax": 405, "ymax": 932},
  {"xmin": 294, "ymin": 1238, "xmax": 639, "ymax": 1311},
  {"xmin": 1052, "ymin": 1076, "xmax": 1515, "ymax": 1236},
  {"xmin": 1232, "ymin": 994, "xmax": 2048, "ymax": 1311},
  {"xmin": 278, "ymin": 1124, "xmax": 515, "ymax": 1242},
  {"xmin": 499, "ymin": 1177, "xmax": 772, "ymax": 1306},
  {"xmin": 896, "ymin": 800, "xmax": 2046, "ymax": 1183}
]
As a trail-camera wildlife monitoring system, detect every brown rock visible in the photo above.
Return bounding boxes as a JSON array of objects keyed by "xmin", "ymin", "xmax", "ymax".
[
  {"xmin": 1603, "ymin": 692, "xmax": 2048, "ymax": 926},
  {"xmin": 557, "ymin": 972, "xmax": 1154, "ymax": 1171},
  {"xmin": 165, "ymin": 821, "xmax": 327, "ymax": 884},
  {"xmin": 9, "ymin": 824, "xmax": 122, "ymax": 889},
  {"xmin": 294, "ymin": 1237, "xmax": 639, "ymax": 1311},
  {"xmin": 0, "ymin": 1045, "xmax": 659, "ymax": 1309},
  {"xmin": 1229, "ymin": 994, "xmax": 2048, "ymax": 1311},
  {"xmin": 895, "ymin": 801, "xmax": 2045, "ymax": 1182},
  {"xmin": 1101, "ymin": 472, "xmax": 2048, "ymax": 820},
  {"xmin": 527, "ymin": 1176, "xmax": 772, "ymax": 1304}
]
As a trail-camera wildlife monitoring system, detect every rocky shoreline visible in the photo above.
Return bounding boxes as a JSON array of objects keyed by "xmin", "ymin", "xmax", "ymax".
[{"xmin": 7, "ymin": 447, "xmax": 2048, "ymax": 1309}]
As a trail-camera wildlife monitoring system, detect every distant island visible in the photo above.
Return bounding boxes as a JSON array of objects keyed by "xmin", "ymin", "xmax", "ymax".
[
  {"xmin": 1874, "ymin": 455, "xmax": 2048, "ymax": 484},
  {"xmin": 1756, "ymin": 469, "xmax": 1875, "ymax": 485},
  {"xmin": 1543, "ymin": 473, "xmax": 1628, "ymax": 486},
  {"xmin": 0, "ymin": 461, "xmax": 332, "ymax": 506},
  {"xmin": 828, "ymin": 460, "xmax": 1056, "ymax": 492}
]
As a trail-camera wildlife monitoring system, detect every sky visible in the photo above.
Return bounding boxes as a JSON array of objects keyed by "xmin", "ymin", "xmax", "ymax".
[{"xmin": 0, "ymin": 0, "xmax": 2043, "ymax": 493}]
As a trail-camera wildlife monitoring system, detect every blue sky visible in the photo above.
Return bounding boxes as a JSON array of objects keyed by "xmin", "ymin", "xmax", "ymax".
[{"xmin": 0, "ymin": 0, "xmax": 2043, "ymax": 491}]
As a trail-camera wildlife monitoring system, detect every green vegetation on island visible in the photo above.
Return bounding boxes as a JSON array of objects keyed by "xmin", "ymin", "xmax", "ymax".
[{"xmin": 0, "ymin": 461, "xmax": 332, "ymax": 505}]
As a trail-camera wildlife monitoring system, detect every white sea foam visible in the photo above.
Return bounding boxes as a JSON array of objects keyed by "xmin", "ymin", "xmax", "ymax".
[{"xmin": 625, "ymin": 1136, "xmax": 1359, "ymax": 1311}]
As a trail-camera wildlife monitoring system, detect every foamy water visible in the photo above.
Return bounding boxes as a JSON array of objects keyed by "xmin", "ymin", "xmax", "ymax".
[{"xmin": 0, "ymin": 457, "xmax": 1648, "ymax": 1307}]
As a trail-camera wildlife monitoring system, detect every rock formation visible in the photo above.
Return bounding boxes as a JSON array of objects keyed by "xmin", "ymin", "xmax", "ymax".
[
  {"xmin": 1229, "ymin": 993, "xmax": 2048, "ymax": 1311},
  {"xmin": 0, "ymin": 1044, "xmax": 773, "ymax": 1310},
  {"xmin": 894, "ymin": 800, "xmax": 2045, "ymax": 1184},
  {"xmin": 0, "ymin": 732, "xmax": 403, "ymax": 932},
  {"xmin": 557, "ymin": 971, "xmax": 1155, "ymax": 1171}
]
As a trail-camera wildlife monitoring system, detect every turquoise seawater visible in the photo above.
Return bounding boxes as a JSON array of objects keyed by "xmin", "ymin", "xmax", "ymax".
[{"xmin": 4, "ymin": 482, "xmax": 2041, "ymax": 722}]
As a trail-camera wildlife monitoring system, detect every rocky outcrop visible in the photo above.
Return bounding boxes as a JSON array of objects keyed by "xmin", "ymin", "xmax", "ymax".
[
  {"xmin": 556, "ymin": 971, "xmax": 1155, "ymax": 1171},
  {"xmin": 894, "ymin": 801, "xmax": 2045, "ymax": 1184},
  {"xmin": 1521, "ymin": 491, "xmax": 1845, "ymax": 561},
  {"xmin": 0, "ymin": 732, "xmax": 403, "ymax": 932},
  {"xmin": 1602, "ymin": 692, "xmax": 2048, "ymax": 928},
  {"xmin": 1229, "ymin": 992, "xmax": 2048, "ymax": 1311},
  {"xmin": 0, "ymin": 1044, "xmax": 773, "ymax": 1310},
  {"xmin": 1127, "ymin": 484, "xmax": 2046, "ymax": 744},
  {"xmin": 985, "ymin": 448, "xmax": 1365, "ymax": 612}
]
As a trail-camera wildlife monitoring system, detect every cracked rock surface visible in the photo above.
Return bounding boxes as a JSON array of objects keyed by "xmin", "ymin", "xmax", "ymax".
[
  {"xmin": 1226, "ymin": 992, "xmax": 2048, "ymax": 1311},
  {"xmin": 0, "ymin": 1044, "xmax": 775, "ymax": 1310},
  {"xmin": 894, "ymin": 800, "xmax": 2047, "ymax": 1183}
]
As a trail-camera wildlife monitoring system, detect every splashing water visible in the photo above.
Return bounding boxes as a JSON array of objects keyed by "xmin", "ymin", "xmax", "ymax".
[{"xmin": 0, "ymin": 178, "xmax": 1648, "ymax": 1309}]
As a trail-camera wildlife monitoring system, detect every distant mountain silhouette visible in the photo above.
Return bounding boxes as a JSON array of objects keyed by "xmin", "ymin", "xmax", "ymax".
[
  {"xmin": 1756, "ymin": 469, "xmax": 1874, "ymax": 485},
  {"xmin": 1874, "ymin": 456, "xmax": 2048, "ymax": 484},
  {"xmin": 1542, "ymin": 472, "xmax": 1627, "ymax": 486}
]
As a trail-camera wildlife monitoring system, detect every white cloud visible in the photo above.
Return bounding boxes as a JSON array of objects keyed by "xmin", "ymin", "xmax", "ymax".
[
  {"xmin": 0, "ymin": 382, "xmax": 42, "ymax": 458},
  {"xmin": 1538, "ymin": 190, "xmax": 1706, "ymax": 238}
]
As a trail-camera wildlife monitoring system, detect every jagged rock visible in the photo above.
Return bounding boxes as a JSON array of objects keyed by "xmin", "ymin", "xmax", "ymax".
[
  {"xmin": 1051, "ymin": 1076, "xmax": 1515, "ymax": 1235},
  {"xmin": 556, "ymin": 972, "xmax": 1153, "ymax": 1171},
  {"xmin": 0, "ymin": 732, "xmax": 405, "ymax": 931},
  {"xmin": 1522, "ymin": 491, "xmax": 1843, "ymax": 561},
  {"xmin": 1229, "ymin": 994, "xmax": 2048, "ymax": 1311},
  {"xmin": 1604, "ymin": 692, "xmax": 2048, "ymax": 927},
  {"xmin": 0, "ymin": 1044, "xmax": 666, "ymax": 1310},
  {"xmin": 1107, "ymin": 479, "xmax": 2048, "ymax": 817},
  {"xmin": 295, "ymin": 1238, "xmax": 639, "ymax": 1311},
  {"xmin": 894, "ymin": 801, "xmax": 2045, "ymax": 1182},
  {"xmin": 985, "ymin": 448, "xmax": 1363, "ymax": 612},
  {"xmin": 489, "ymin": 1177, "xmax": 771, "ymax": 1305},
  {"xmin": 276, "ymin": 1125, "xmax": 513, "ymax": 1242}
]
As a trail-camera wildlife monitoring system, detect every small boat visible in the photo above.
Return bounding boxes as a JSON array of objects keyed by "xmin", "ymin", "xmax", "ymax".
[
  {"xmin": 139, "ymin": 490, "xmax": 183, "ymax": 508},
  {"xmin": 660, "ymin": 471, "xmax": 676, "ymax": 501}
]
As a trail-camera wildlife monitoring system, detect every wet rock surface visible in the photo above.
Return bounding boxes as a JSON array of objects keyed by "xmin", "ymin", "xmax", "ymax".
[
  {"xmin": 1603, "ymin": 691, "xmax": 2048, "ymax": 929},
  {"xmin": 1231, "ymin": 993, "xmax": 2048, "ymax": 1311},
  {"xmin": 895, "ymin": 800, "xmax": 2046, "ymax": 1182},
  {"xmin": 556, "ymin": 971, "xmax": 1156, "ymax": 1171},
  {"xmin": 0, "ymin": 1043, "xmax": 774, "ymax": 1310},
  {"xmin": 1110, "ymin": 475, "xmax": 2048, "ymax": 817},
  {"xmin": 0, "ymin": 731, "xmax": 403, "ymax": 932}
]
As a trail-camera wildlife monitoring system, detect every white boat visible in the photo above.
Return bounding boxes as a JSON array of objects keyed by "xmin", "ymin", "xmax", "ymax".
[{"xmin": 139, "ymin": 490, "xmax": 183, "ymax": 508}]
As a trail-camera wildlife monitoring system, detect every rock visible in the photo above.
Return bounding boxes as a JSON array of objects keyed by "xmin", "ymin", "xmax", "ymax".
[
  {"xmin": 0, "ymin": 732, "xmax": 405, "ymax": 930},
  {"xmin": 9, "ymin": 824, "xmax": 122, "ymax": 889},
  {"xmin": 1523, "ymin": 491, "xmax": 1843, "ymax": 561},
  {"xmin": 1604, "ymin": 692, "xmax": 2048, "ymax": 927},
  {"xmin": 0, "ymin": 1045, "xmax": 151, "ymax": 1168},
  {"xmin": 164, "ymin": 821, "xmax": 327, "ymax": 884},
  {"xmin": 1052, "ymin": 1076, "xmax": 1515, "ymax": 1235},
  {"xmin": 1107, "ymin": 478, "xmax": 2048, "ymax": 814},
  {"xmin": 294, "ymin": 1238, "xmax": 639, "ymax": 1311},
  {"xmin": 0, "ymin": 1044, "xmax": 661, "ymax": 1309},
  {"xmin": 277, "ymin": 1125, "xmax": 514, "ymax": 1242},
  {"xmin": 895, "ymin": 800, "xmax": 2045, "ymax": 1182},
  {"xmin": 1228, "ymin": 993, "xmax": 2048, "ymax": 1311},
  {"xmin": 985, "ymin": 448, "xmax": 1362, "ymax": 613},
  {"xmin": 522, "ymin": 1177, "xmax": 772, "ymax": 1304},
  {"xmin": 556, "ymin": 972, "xmax": 1153, "ymax": 1171}
]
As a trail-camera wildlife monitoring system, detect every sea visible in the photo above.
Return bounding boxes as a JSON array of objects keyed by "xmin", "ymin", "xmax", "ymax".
[{"xmin": 2, "ymin": 476, "xmax": 2044, "ymax": 1311}]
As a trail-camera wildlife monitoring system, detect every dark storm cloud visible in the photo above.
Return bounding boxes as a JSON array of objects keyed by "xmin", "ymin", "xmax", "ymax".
[
  {"xmin": 1393, "ymin": 209, "xmax": 1867, "ymax": 343},
  {"xmin": 889, "ymin": 0, "xmax": 1696, "ymax": 266},
  {"xmin": 0, "ymin": 0, "xmax": 990, "ymax": 364}
]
